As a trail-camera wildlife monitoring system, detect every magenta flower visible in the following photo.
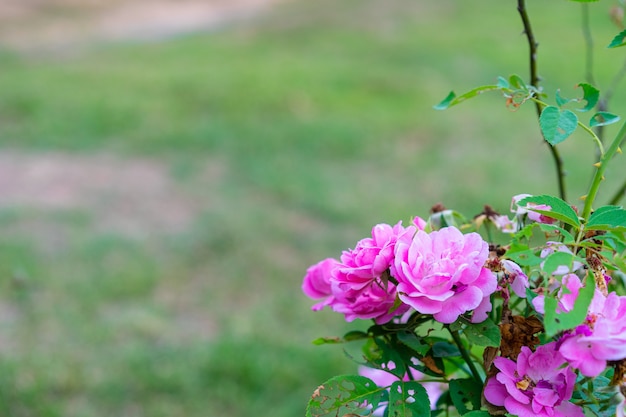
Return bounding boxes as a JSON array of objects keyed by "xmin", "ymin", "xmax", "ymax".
[
  {"xmin": 502, "ymin": 259, "xmax": 529, "ymax": 298},
  {"xmin": 334, "ymin": 222, "xmax": 416, "ymax": 292},
  {"xmin": 330, "ymin": 280, "xmax": 410, "ymax": 324},
  {"xmin": 484, "ymin": 342, "xmax": 584, "ymax": 417},
  {"xmin": 302, "ymin": 256, "xmax": 408, "ymax": 323},
  {"xmin": 302, "ymin": 222, "xmax": 417, "ymax": 324},
  {"xmin": 392, "ymin": 226, "xmax": 497, "ymax": 324},
  {"xmin": 558, "ymin": 290, "xmax": 626, "ymax": 377},
  {"xmin": 412, "ymin": 216, "xmax": 427, "ymax": 230},
  {"xmin": 301, "ymin": 257, "xmax": 339, "ymax": 311},
  {"xmin": 532, "ymin": 274, "xmax": 583, "ymax": 315}
]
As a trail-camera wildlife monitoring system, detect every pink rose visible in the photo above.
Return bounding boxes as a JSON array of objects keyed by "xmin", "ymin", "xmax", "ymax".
[
  {"xmin": 392, "ymin": 226, "xmax": 497, "ymax": 324},
  {"xmin": 330, "ymin": 280, "xmax": 410, "ymax": 324},
  {"xmin": 532, "ymin": 274, "xmax": 582, "ymax": 315},
  {"xmin": 502, "ymin": 259, "xmax": 529, "ymax": 298},
  {"xmin": 484, "ymin": 342, "xmax": 583, "ymax": 417},
  {"xmin": 558, "ymin": 290, "xmax": 626, "ymax": 377},
  {"xmin": 334, "ymin": 222, "xmax": 416, "ymax": 292},
  {"xmin": 301, "ymin": 258, "xmax": 339, "ymax": 311}
]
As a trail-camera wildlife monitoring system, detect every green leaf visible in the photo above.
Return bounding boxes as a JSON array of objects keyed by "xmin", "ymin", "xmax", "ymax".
[
  {"xmin": 576, "ymin": 83, "xmax": 599, "ymax": 112},
  {"xmin": 544, "ymin": 277, "xmax": 595, "ymax": 337},
  {"xmin": 608, "ymin": 29, "xmax": 626, "ymax": 48},
  {"xmin": 539, "ymin": 106, "xmax": 578, "ymax": 145},
  {"xmin": 496, "ymin": 76, "xmax": 509, "ymax": 89},
  {"xmin": 388, "ymin": 381, "xmax": 431, "ymax": 417},
  {"xmin": 432, "ymin": 341, "xmax": 460, "ymax": 357},
  {"xmin": 542, "ymin": 251, "xmax": 585, "ymax": 275},
  {"xmin": 590, "ymin": 205, "xmax": 623, "ymax": 217},
  {"xmin": 449, "ymin": 379, "xmax": 482, "ymax": 415},
  {"xmin": 306, "ymin": 375, "xmax": 387, "ymax": 417},
  {"xmin": 374, "ymin": 338, "xmax": 407, "ymax": 378},
  {"xmin": 462, "ymin": 412, "xmax": 493, "ymax": 417},
  {"xmin": 463, "ymin": 318, "xmax": 501, "ymax": 347},
  {"xmin": 538, "ymin": 223, "xmax": 576, "ymax": 243},
  {"xmin": 519, "ymin": 195, "xmax": 581, "ymax": 228},
  {"xmin": 313, "ymin": 331, "xmax": 370, "ymax": 345},
  {"xmin": 433, "ymin": 85, "xmax": 500, "ymax": 110},
  {"xmin": 587, "ymin": 207, "xmax": 626, "ymax": 232},
  {"xmin": 344, "ymin": 330, "xmax": 370, "ymax": 341},
  {"xmin": 505, "ymin": 242, "xmax": 543, "ymax": 267},
  {"xmin": 590, "ymin": 112, "xmax": 621, "ymax": 127},
  {"xmin": 397, "ymin": 331, "xmax": 431, "ymax": 356},
  {"xmin": 434, "ymin": 91, "xmax": 456, "ymax": 110},
  {"xmin": 569, "ymin": 0, "xmax": 600, "ymax": 2},
  {"xmin": 312, "ymin": 337, "xmax": 343, "ymax": 345},
  {"xmin": 508, "ymin": 74, "xmax": 528, "ymax": 90},
  {"xmin": 555, "ymin": 89, "xmax": 573, "ymax": 107}
]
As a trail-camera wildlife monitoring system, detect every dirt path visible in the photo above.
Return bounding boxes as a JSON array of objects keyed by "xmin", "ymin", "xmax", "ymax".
[{"xmin": 0, "ymin": 0, "xmax": 289, "ymax": 51}]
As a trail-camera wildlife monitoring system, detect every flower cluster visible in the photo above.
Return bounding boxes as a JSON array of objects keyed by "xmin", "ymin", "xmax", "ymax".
[{"xmin": 302, "ymin": 219, "xmax": 499, "ymax": 325}]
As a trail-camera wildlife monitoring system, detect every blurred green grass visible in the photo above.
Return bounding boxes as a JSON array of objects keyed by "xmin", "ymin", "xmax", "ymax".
[{"xmin": 0, "ymin": 0, "xmax": 625, "ymax": 416}]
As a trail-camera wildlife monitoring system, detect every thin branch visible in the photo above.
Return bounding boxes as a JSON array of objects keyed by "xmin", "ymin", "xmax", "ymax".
[
  {"xmin": 517, "ymin": 0, "xmax": 567, "ymax": 202},
  {"xmin": 581, "ymin": 4, "xmax": 597, "ymax": 87}
]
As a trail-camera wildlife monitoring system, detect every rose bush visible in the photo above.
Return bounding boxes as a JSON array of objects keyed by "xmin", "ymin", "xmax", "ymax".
[{"xmin": 301, "ymin": 1, "xmax": 626, "ymax": 416}]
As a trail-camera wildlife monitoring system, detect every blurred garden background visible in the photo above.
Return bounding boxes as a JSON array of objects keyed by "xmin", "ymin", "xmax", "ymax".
[{"xmin": 0, "ymin": 0, "xmax": 625, "ymax": 416}]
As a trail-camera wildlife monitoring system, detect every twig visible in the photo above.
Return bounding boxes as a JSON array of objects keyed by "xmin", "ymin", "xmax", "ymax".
[
  {"xmin": 446, "ymin": 325, "xmax": 483, "ymax": 384},
  {"xmin": 517, "ymin": 0, "xmax": 567, "ymax": 202}
]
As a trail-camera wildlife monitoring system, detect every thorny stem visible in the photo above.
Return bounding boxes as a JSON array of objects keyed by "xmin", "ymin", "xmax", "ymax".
[
  {"xmin": 581, "ymin": 4, "xmax": 597, "ymax": 88},
  {"xmin": 517, "ymin": 0, "xmax": 567, "ymax": 202},
  {"xmin": 582, "ymin": 120, "xmax": 626, "ymax": 220},
  {"xmin": 446, "ymin": 325, "xmax": 483, "ymax": 384},
  {"xmin": 581, "ymin": 3, "xmax": 607, "ymax": 147}
]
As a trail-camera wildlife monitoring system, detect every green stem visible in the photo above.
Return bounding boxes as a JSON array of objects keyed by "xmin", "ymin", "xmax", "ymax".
[
  {"xmin": 517, "ymin": 0, "xmax": 567, "ymax": 202},
  {"xmin": 582, "ymin": 120, "xmax": 626, "ymax": 220},
  {"xmin": 446, "ymin": 325, "xmax": 483, "ymax": 383}
]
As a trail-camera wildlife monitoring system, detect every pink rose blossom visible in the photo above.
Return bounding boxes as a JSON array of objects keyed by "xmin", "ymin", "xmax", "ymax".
[
  {"xmin": 484, "ymin": 342, "xmax": 583, "ymax": 417},
  {"xmin": 330, "ymin": 280, "xmax": 410, "ymax": 324},
  {"xmin": 412, "ymin": 216, "xmax": 427, "ymax": 230},
  {"xmin": 334, "ymin": 222, "xmax": 416, "ymax": 292},
  {"xmin": 392, "ymin": 226, "xmax": 497, "ymax": 324},
  {"xmin": 493, "ymin": 214, "xmax": 517, "ymax": 233},
  {"xmin": 558, "ymin": 290, "xmax": 626, "ymax": 377},
  {"xmin": 302, "ymin": 222, "xmax": 417, "ymax": 324},
  {"xmin": 532, "ymin": 274, "xmax": 582, "ymax": 315},
  {"xmin": 302, "ymin": 257, "xmax": 339, "ymax": 311},
  {"xmin": 502, "ymin": 259, "xmax": 529, "ymax": 298}
]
